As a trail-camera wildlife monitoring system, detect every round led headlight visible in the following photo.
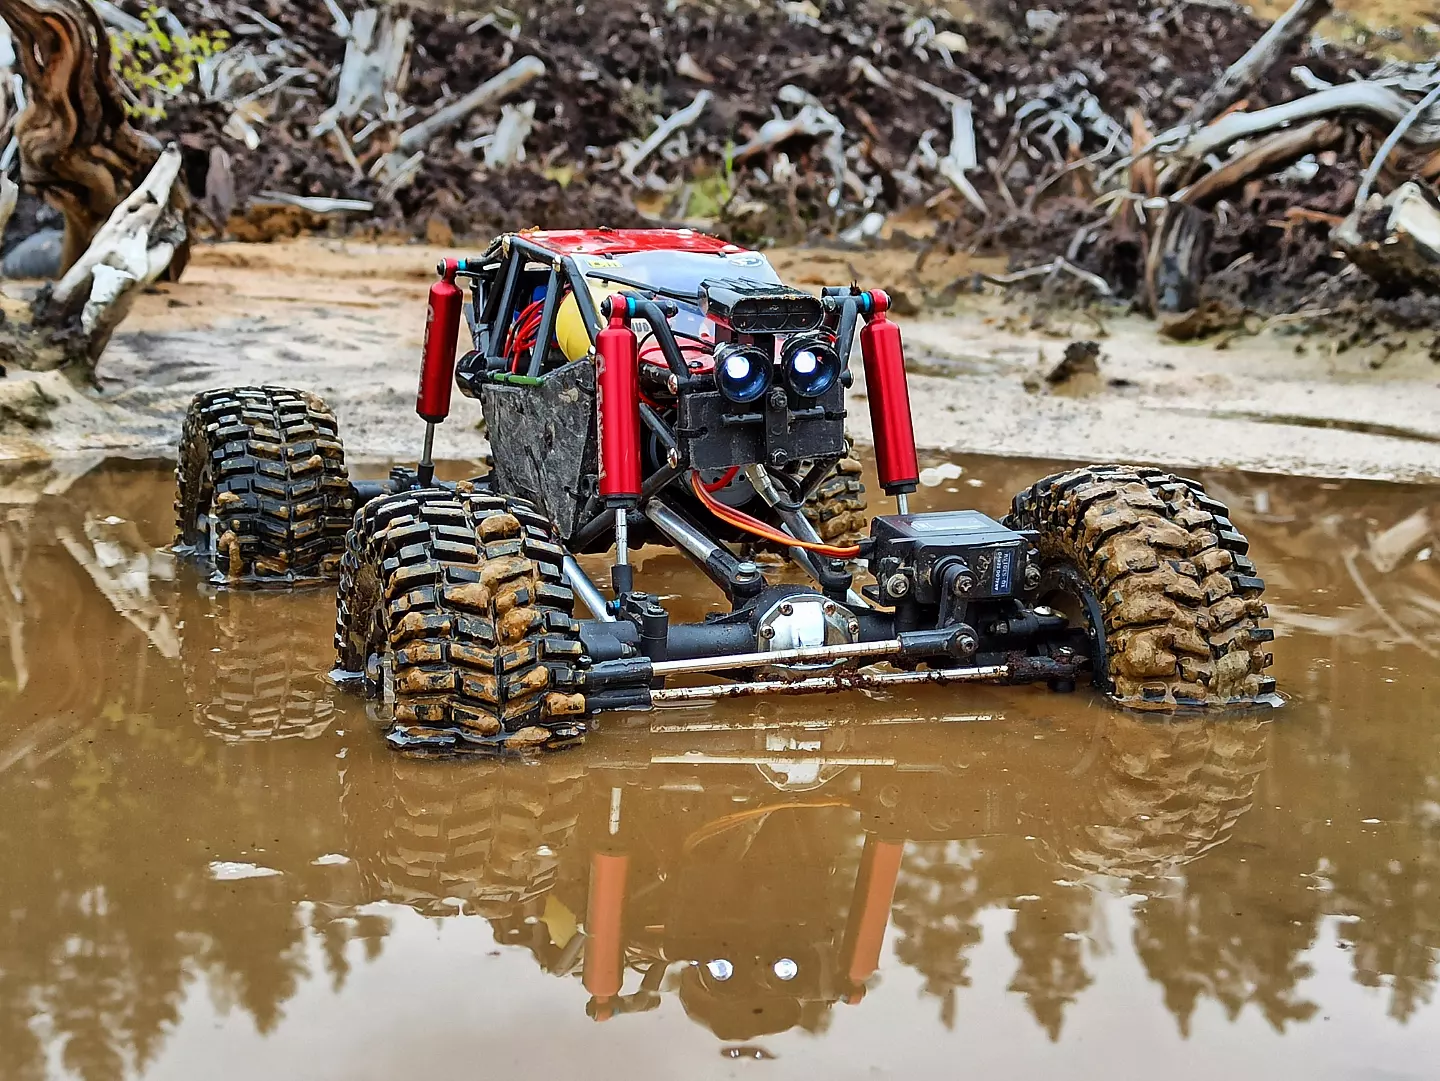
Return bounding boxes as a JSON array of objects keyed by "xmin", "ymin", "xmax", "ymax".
[
  {"xmin": 781, "ymin": 334, "xmax": 841, "ymax": 398},
  {"xmin": 714, "ymin": 343, "xmax": 773, "ymax": 405}
]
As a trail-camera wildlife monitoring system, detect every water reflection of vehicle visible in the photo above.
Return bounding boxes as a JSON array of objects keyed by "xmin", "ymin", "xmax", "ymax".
[{"xmin": 345, "ymin": 708, "xmax": 1271, "ymax": 1040}]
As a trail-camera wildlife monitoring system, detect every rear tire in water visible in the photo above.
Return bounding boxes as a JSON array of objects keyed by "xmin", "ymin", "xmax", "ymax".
[
  {"xmin": 334, "ymin": 487, "xmax": 588, "ymax": 753},
  {"xmin": 175, "ymin": 385, "xmax": 352, "ymax": 584},
  {"xmin": 1006, "ymin": 464, "xmax": 1277, "ymax": 711}
]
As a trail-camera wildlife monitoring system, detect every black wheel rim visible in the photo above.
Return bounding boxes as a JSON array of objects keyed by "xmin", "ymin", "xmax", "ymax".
[{"xmin": 1038, "ymin": 562, "xmax": 1111, "ymax": 692}]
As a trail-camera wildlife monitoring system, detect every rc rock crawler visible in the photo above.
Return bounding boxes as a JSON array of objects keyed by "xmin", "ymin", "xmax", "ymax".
[{"xmin": 174, "ymin": 228, "xmax": 1279, "ymax": 753}]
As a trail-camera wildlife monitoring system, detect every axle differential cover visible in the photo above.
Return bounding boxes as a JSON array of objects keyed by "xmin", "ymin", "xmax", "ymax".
[{"xmin": 756, "ymin": 592, "xmax": 859, "ymax": 671}]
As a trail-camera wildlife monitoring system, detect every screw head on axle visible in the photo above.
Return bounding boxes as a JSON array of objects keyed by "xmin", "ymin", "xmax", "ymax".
[
  {"xmin": 957, "ymin": 633, "xmax": 978, "ymax": 655},
  {"xmin": 1024, "ymin": 564, "xmax": 1042, "ymax": 588},
  {"xmin": 954, "ymin": 574, "xmax": 975, "ymax": 596},
  {"xmin": 884, "ymin": 573, "xmax": 910, "ymax": 599}
]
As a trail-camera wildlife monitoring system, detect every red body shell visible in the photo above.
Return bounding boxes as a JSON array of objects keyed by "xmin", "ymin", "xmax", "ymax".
[
  {"xmin": 859, "ymin": 301, "xmax": 920, "ymax": 495},
  {"xmin": 596, "ymin": 310, "xmax": 643, "ymax": 506},
  {"xmin": 416, "ymin": 274, "xmax": 463, "ymax": 423},
  {"xmin": 516, "ymin": 227, "xmax": 746, "ymax": 258}
]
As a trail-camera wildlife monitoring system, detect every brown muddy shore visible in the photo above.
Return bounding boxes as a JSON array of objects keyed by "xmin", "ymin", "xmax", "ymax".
[{"xmin": 0, "ymin": 238, "xmax": 1435, "ymax": 483}]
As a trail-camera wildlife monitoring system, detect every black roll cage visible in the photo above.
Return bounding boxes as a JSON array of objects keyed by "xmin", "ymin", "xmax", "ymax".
[
  {"xmin": 460, "ymin": 234, "xmax": 605, "ymax": 378},
  {"xmin": 450, "ymin": 233, "xmax": 870, "ymax": 600},
  {"xmin": 456, "ymin": 233, "xmax": 868, "ymax": 391}
]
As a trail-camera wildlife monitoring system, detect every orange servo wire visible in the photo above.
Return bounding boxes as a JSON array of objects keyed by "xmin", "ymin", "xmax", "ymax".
[{"xmin": 688, "ymin": 471, "xmax": 861, "ymax": 559}]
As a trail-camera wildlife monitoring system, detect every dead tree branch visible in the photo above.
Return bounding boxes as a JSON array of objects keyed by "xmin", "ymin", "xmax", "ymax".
[
  {"xmin": 1150, "ymin": 83, "xmax": 1440, "ymax": 170},
  {"xmin": 396, "ymin": 55, "xmax": 545, "ymax": 154},
  {"xmin": 1181, "ymin": 0, "xmax": 1333, "ymax": 129},
  {"xmin": 1179, "ymin": 118, "xmax": 1344, "ymax": 207},
  {"xmin": 0, "ymin": 144, "xmax": 187, "ymax": 371}
]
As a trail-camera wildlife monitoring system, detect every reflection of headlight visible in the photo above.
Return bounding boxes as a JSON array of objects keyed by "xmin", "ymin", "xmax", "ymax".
[
  {"xmin": 772, "ymin": 958, "xmax": 798, "ymax": 981},
  {"xmin": 706, "ymin": 958, "xmax": 735, "ymax": 981}
]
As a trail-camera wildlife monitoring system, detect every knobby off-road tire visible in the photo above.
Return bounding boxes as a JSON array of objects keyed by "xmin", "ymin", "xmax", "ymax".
[
  {"xmin": 804, "ymin": 453, "xmax": 870, "ymax": 546},
  {"xmin": 175, "ymin": 386, "xmax": 352, "ymax": 584},
  {"xmin": 1006, "ymin": 464, "xmax": 1277, "ymax": 711},
  {"xmin": 335, "ymin": 487, "xmax": 588, "ymax": 753}
]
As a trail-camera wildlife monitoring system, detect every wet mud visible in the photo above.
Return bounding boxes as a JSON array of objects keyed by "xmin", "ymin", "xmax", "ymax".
[{"xmin": 3, "ymin": 454, "xmax": 1438, "ymax": 1079}]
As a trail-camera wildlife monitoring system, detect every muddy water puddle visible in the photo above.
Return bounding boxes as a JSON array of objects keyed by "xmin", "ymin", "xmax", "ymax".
[{"xmin": 3, "ymin": 454, "xmax": 1438, "ymax": 1080}]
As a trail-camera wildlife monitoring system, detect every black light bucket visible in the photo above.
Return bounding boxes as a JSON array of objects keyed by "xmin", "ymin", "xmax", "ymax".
[
  {"xmin": 714, "ymin": 342, "xmax": 773, "ymax": 404},
  {"xmin": 780, "ymin": 333, "xmax": 841, "ymax": 398},
  {"xmin": 699, "ymin": 278, "xmax": 824, "ymax": 334}
]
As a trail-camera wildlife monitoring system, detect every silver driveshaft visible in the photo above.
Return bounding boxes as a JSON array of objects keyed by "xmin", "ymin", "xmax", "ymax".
[{"xmin": 649, "ymin": 637, "xmax": 909, "ymax": 676}]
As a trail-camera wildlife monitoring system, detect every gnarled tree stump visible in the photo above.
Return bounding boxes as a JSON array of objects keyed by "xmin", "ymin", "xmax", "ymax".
[
  {"xmin": 0, "ymin": 0, "xmax": 169, "ymax": 271},
  {"xmin": 0, "ymin": 0, "xmax": 190, "ymax": 374}
]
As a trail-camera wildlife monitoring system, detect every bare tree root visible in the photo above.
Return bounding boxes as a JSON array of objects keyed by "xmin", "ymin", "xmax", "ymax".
[
  {"xmin": 0, "ymin": 145, "xmax": 187, "ymax": 373},
  {"xmin": 0, "ymin": 0, "xmax": 185, "ymax": 270}
]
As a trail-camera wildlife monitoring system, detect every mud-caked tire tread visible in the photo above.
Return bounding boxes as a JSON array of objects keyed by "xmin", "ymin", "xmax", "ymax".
[
  {"xmin": 335, "ymin": 487, "xmax": 587, "ymax": 752},
  {"xmin": 804, "ymin": 454, "xmax": 870, "ymax": 546},
  {"xmin": 1006, "ymin": 464, "xmax": 1275, "ymax": 711},
  {"xmin": 175, "ymin": 385, "xmax": 352, "ymax": 583}
]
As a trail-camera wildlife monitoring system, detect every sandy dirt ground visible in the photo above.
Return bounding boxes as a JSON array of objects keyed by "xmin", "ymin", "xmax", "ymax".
[{"xmin": 0, "ymin": 237, "xmax": 1436, "ymax": 482}]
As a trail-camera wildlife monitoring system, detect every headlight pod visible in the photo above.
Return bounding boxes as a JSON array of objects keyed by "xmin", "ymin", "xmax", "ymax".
[
  {"xmin": 714, "ymin": 342, "xmax": 772, "ymax": 404},
  {"xmin": 781, "ymin": 334, "xmax": 840, "ymax": 398}
]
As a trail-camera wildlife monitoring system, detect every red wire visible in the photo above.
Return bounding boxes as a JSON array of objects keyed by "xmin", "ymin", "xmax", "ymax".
[
  {"xmin": 507, "ymin": 300, "xmax": 545, "ymax": 372},
  {"xmin": 701, "ymin": 466, "xmax": 740, "ymax": 492},
  {"xmin": 504, "ymin": 307, "xmax": 537, "ymax": 359}
]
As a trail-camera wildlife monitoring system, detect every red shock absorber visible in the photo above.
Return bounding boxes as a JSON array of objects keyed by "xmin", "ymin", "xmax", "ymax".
[
  {"xmin": 416, "ymin": 258, "xmax": 463, "ymax": 424},
  {"xmin": 595, "ymin": 296, "xmax": 642, "ymax": 506},
  {"xmin": 858, "ymin": 290, "xmax": 920, "ymax": 497}
]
